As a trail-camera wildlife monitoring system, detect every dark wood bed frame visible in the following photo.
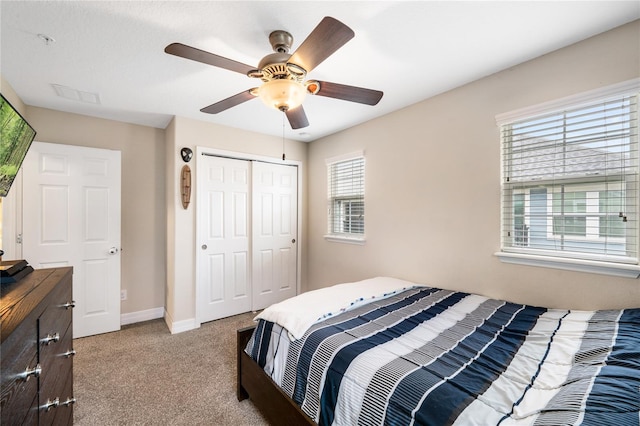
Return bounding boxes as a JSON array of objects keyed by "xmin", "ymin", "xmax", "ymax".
[{"xmin": 237, "ymin": 325, "xmax": 316, "ymax": 425}]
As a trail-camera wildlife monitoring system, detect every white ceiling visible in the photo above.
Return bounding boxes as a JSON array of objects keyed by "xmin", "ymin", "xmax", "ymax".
[{"xmin": 1, "ymin": 1, "xmax": 638, "ymax": 142}]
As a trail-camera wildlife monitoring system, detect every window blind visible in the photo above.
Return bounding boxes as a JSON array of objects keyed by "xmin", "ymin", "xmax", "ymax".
[
  {"xmin": 327, "ymin": 155, "xmax": 365, "ymax": 236},
  {"xmin": 501, "ymin": 92, "xmax": 639, "ymax": 264}
]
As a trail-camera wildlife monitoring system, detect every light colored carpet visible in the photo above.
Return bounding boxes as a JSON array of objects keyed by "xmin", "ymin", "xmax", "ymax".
[{"xmin": 73, "ymin": 312, "xmax": 268, "ymax": 425}]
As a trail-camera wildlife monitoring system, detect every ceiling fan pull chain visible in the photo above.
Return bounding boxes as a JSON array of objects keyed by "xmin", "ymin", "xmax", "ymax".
[{"xmin": 282, "ymin": 111, "xmax": 286, "ymax": 161}]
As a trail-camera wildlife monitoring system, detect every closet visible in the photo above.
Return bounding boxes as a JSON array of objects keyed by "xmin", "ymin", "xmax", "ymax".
[{"xmin": 196, "ymin": 152, "xmax": 299, "ymax": 323}]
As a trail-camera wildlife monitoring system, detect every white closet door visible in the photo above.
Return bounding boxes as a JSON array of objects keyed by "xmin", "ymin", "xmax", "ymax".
[
  {"xmin": 252, "ymin": 161, "xmax": 298, "ymax": 311},
  {"xmin": 197, "ymin": 156, "xmax": 251, "ymax": 323},
  {"xmin": 197, "ymin": 153, "xmax": 299, "ymax": 323}
]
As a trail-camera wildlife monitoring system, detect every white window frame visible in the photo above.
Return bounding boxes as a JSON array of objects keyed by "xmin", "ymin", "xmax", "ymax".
[
  {"xmin": 496, "ymin": 79, "xmax": 640, "ymax": 278},
  {"xmin": 324, "ymin": 151, "xmax": 366, "ymax": 244}
]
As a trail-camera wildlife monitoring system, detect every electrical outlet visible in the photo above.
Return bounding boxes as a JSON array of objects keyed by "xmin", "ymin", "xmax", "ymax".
[{"xmin": 121, "ymin": 289, "xmax": 127, "ymax": 301}]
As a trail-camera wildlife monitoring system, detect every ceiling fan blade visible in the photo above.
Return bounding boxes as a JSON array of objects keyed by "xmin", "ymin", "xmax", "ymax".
[
  {"xmin": 287, "ymin": 17, "xmax": 354, "ymax": 73},
  {"xmin": 200, "ymin": 89, "xmax": 257, "ymax": 114},
  {"xmin": 313, "ymin": 81, "xmax": 383, "ymax": 105},
  {"xmin": 165, "ymin": 43, "xmax": 255, "ymax": 75},
  {"xmin": 285, "ymin": 105, "xmax": 309, "ymax": 129}
]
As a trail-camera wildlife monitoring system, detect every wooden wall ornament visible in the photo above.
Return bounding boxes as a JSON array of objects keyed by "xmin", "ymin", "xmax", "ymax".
[{"xmin": 181, "ymin": 165, "xmax": 191, "ymax": 209}]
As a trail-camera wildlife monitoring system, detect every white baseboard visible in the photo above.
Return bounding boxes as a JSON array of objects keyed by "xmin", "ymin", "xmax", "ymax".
[
  {"xmin": 163, "ymin": 309, "xmax": 199, "ymax": 334},
  {"xmin": 117, "ymin": 307, "xmax": 200, "ymax": 334},
  {"xmin": 120, "ymin": 307, "xmax": 164, "ymax": 326}
]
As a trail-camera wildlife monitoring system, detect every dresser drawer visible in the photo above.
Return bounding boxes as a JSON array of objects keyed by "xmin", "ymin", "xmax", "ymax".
[
  {"xmin": 0, "ymin": 323, "xmax": 39, "ymax": 425},
  {"xmin": 38, "ymin": 279, "xmax": 72, "ymax": 350},
  {"xmin": 1, "ymin": 266, "xmax": 74, "ymax": 426},
  {"xmin": 40, "ymin": 322, "xmax": 73, "ymax": 396},
  {"xmin": 42, "ymin": 369, "xmax": 74, "ymax": 426},
  {"xmin": 39, "ymin": 321, "xmax": 74, "ymax": 425}
]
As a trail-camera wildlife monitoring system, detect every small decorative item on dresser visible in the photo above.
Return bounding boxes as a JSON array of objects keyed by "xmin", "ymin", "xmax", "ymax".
[{"xmin": 0, "ymin": 259, "xmax": 34, "ymax": 284}]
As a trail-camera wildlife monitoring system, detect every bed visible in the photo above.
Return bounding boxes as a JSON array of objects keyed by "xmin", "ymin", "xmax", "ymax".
[{"xmin": 236, "ymin": 277, "xmax": 640, "ymax": 425}]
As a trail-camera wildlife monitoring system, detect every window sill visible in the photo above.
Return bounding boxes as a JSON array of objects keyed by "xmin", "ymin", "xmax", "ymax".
[
  {"xmin": 324, "ymin": 235, "xmax": 366, "ymax": 245},
  {"xmin": 495, "ymin": 251, "xmax": 640, "ymax": 278}
]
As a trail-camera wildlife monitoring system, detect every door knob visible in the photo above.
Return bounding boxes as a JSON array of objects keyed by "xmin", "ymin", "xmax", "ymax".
[
  {"xmin": 202, "ymin": 244, "xmax": 208, "ymax": 250},
  {"xmin": 108, "ymin": 247, "xmax": 119, "ymax": 255}
]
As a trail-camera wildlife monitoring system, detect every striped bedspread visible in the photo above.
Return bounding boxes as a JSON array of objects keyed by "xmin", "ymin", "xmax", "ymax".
[{"xmin": 246, "ymin": 286, "xmax": 640, "ymax": 426}]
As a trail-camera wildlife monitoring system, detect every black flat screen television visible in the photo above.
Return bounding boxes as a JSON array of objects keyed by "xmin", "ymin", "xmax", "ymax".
[{"xmin": 0, "ymin": 94, "xmax": 36, "ymax": 197}]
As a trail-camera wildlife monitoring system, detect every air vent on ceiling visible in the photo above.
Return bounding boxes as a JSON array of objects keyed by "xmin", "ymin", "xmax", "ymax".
[{"xmin": 52, "ymin": 84, "xmax": 101, "ymax": 104}]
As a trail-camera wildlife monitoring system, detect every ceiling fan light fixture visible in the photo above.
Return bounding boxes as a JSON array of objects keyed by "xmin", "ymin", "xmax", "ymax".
[{"xmin": 258, "ymin": 79, "xmax": 307, "ymax": 111}]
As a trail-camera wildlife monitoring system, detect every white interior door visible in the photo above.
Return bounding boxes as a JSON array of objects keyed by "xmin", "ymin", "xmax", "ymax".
[
  {"xmin": 197, "ymin": 155, "xmax": 251, "ymax": 323},
  {"xmin": 197, "ymin": 153, "xmax": 299, "ymax": 323},
  {"xmin": 252, "ymin": 161, "xmax": 298, "ymax": 310},
  {"xmin": 22, "ymin": 142, "xmax": 121, "ymax": 338}
]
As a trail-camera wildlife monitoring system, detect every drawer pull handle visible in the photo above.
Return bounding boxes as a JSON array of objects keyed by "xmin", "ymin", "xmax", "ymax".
[
  {"xmin": 62, "ymin": 300, "xmax": 76, "ymax": 309},
  {"xmin": 43, "ymin": 398, "xmax": 59, "ymax": 411},
  {"xmin": 42, "ymin": 332, "xmax": 60, "ymax": 345},
  {"xmin": 60, "ymin": 397, "xmax": 76, "ymax": 407},
  {"xmin": 20, "ymin": 364, "xmax": 42, "ymax": 381},
  {"xmin": 63, "ymin": 349, "xmax": 77, "ymax": 358}
]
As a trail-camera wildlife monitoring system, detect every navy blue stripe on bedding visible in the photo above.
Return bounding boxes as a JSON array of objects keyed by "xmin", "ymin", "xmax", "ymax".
[
  {"xmin": 385, "ymin": 303, "xmax": 545, "ymax": 426},
  {"xmin": 255, "ymin": 320, "xmax": 273, "ymax": 369},
  {"xmin": 581, "ymin": 309, "xmax": 640, "ymax": 426},
  {"xmin": 249, "ymin": 319, "xmax": 264, "ymax": 361},
  {"xmin": 292, "ymin": 287, "xmax": 441, "ymax": 406},
  {"xmin": 357, "ymin": 298, "xmax": 508, "ymax": 426},
  {"xmin": 318, "ymin": 291, "xmax": 468, "ymax": 426}
]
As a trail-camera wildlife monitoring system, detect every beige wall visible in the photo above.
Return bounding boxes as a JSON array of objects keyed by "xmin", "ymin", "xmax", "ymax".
[
  {"xmin": 164, "ymin": 116, "xmax": 308, "ymax": 328},
  {"xmin": 22, "ymin": 107, "xmax": 167, "ymax": 315},
  {"xmin": 306, "ymin": 21, "xmax": 640, "ymax": 310}
]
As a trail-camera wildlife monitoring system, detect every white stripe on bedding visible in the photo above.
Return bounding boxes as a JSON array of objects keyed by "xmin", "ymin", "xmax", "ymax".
[
  {"xmin": 254, "ymin": 276, "xmax": 419, "ymax": 340},
  {"xmin": 452, "ymin": 309, "xmax": 580, "ymax": 426},
  {"xmin": 512, "ymin": 312, "xmax": 593, "ymax": 420},
  {"xmin": 262, "ymin": 323, "xmax": 292, "ymax": 386},
  {"xmin": 301, "ymin": 287, "xmax": 439, "ymax": 420},
  {"xmin": 332, "ymin": 294, "xmax": 487, "ymax": 426},
  {"xmin": 510, "ymin": 311, "xmax": 594, "ymax": 421}
]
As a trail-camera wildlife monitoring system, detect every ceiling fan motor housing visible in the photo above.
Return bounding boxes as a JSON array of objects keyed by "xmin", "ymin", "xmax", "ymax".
[
  {"xmin": 248, "ymin": 30, "xmax": 310, "ymax": 83},
  {"xmin": 251, "ymin": 53, "xmax": 305, "ymax": 85},
  {"xmin": 269, "ymin": 30, "xmax": 293, "ymax": 53}
]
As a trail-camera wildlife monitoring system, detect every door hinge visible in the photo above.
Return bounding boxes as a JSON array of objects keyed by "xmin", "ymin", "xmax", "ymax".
[{"xmin": 16, "ymin": 233, "xmax": 22, "ymax": 244}]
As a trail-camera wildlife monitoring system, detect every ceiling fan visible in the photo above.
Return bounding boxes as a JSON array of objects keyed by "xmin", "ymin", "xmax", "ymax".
[{"xmin": 165, "ymin": 17, "xmax": 383, "ymax": 130}]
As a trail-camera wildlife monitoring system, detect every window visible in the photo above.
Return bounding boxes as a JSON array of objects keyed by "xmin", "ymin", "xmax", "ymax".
[
  {"xmin": 326, "ymin": 153, "xmax": 365, "ymax": 242},
  {"xmin": 498, "ymin": 80, "xmax": 640, "ymax": 276}
]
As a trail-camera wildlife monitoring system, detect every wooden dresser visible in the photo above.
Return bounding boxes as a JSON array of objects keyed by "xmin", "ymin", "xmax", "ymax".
[{"xmin": 1, "ymin": 266, "xmax": 75, "ymax": 425}]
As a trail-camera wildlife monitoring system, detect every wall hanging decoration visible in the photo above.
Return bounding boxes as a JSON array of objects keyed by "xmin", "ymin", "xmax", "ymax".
[
  {"xmin": 181, "ymin": 147, "xmax": 193, "ymax": 162},
  {"xmin": 181, "ymin": 165, "xmax": 191, "ymax": 209}
]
